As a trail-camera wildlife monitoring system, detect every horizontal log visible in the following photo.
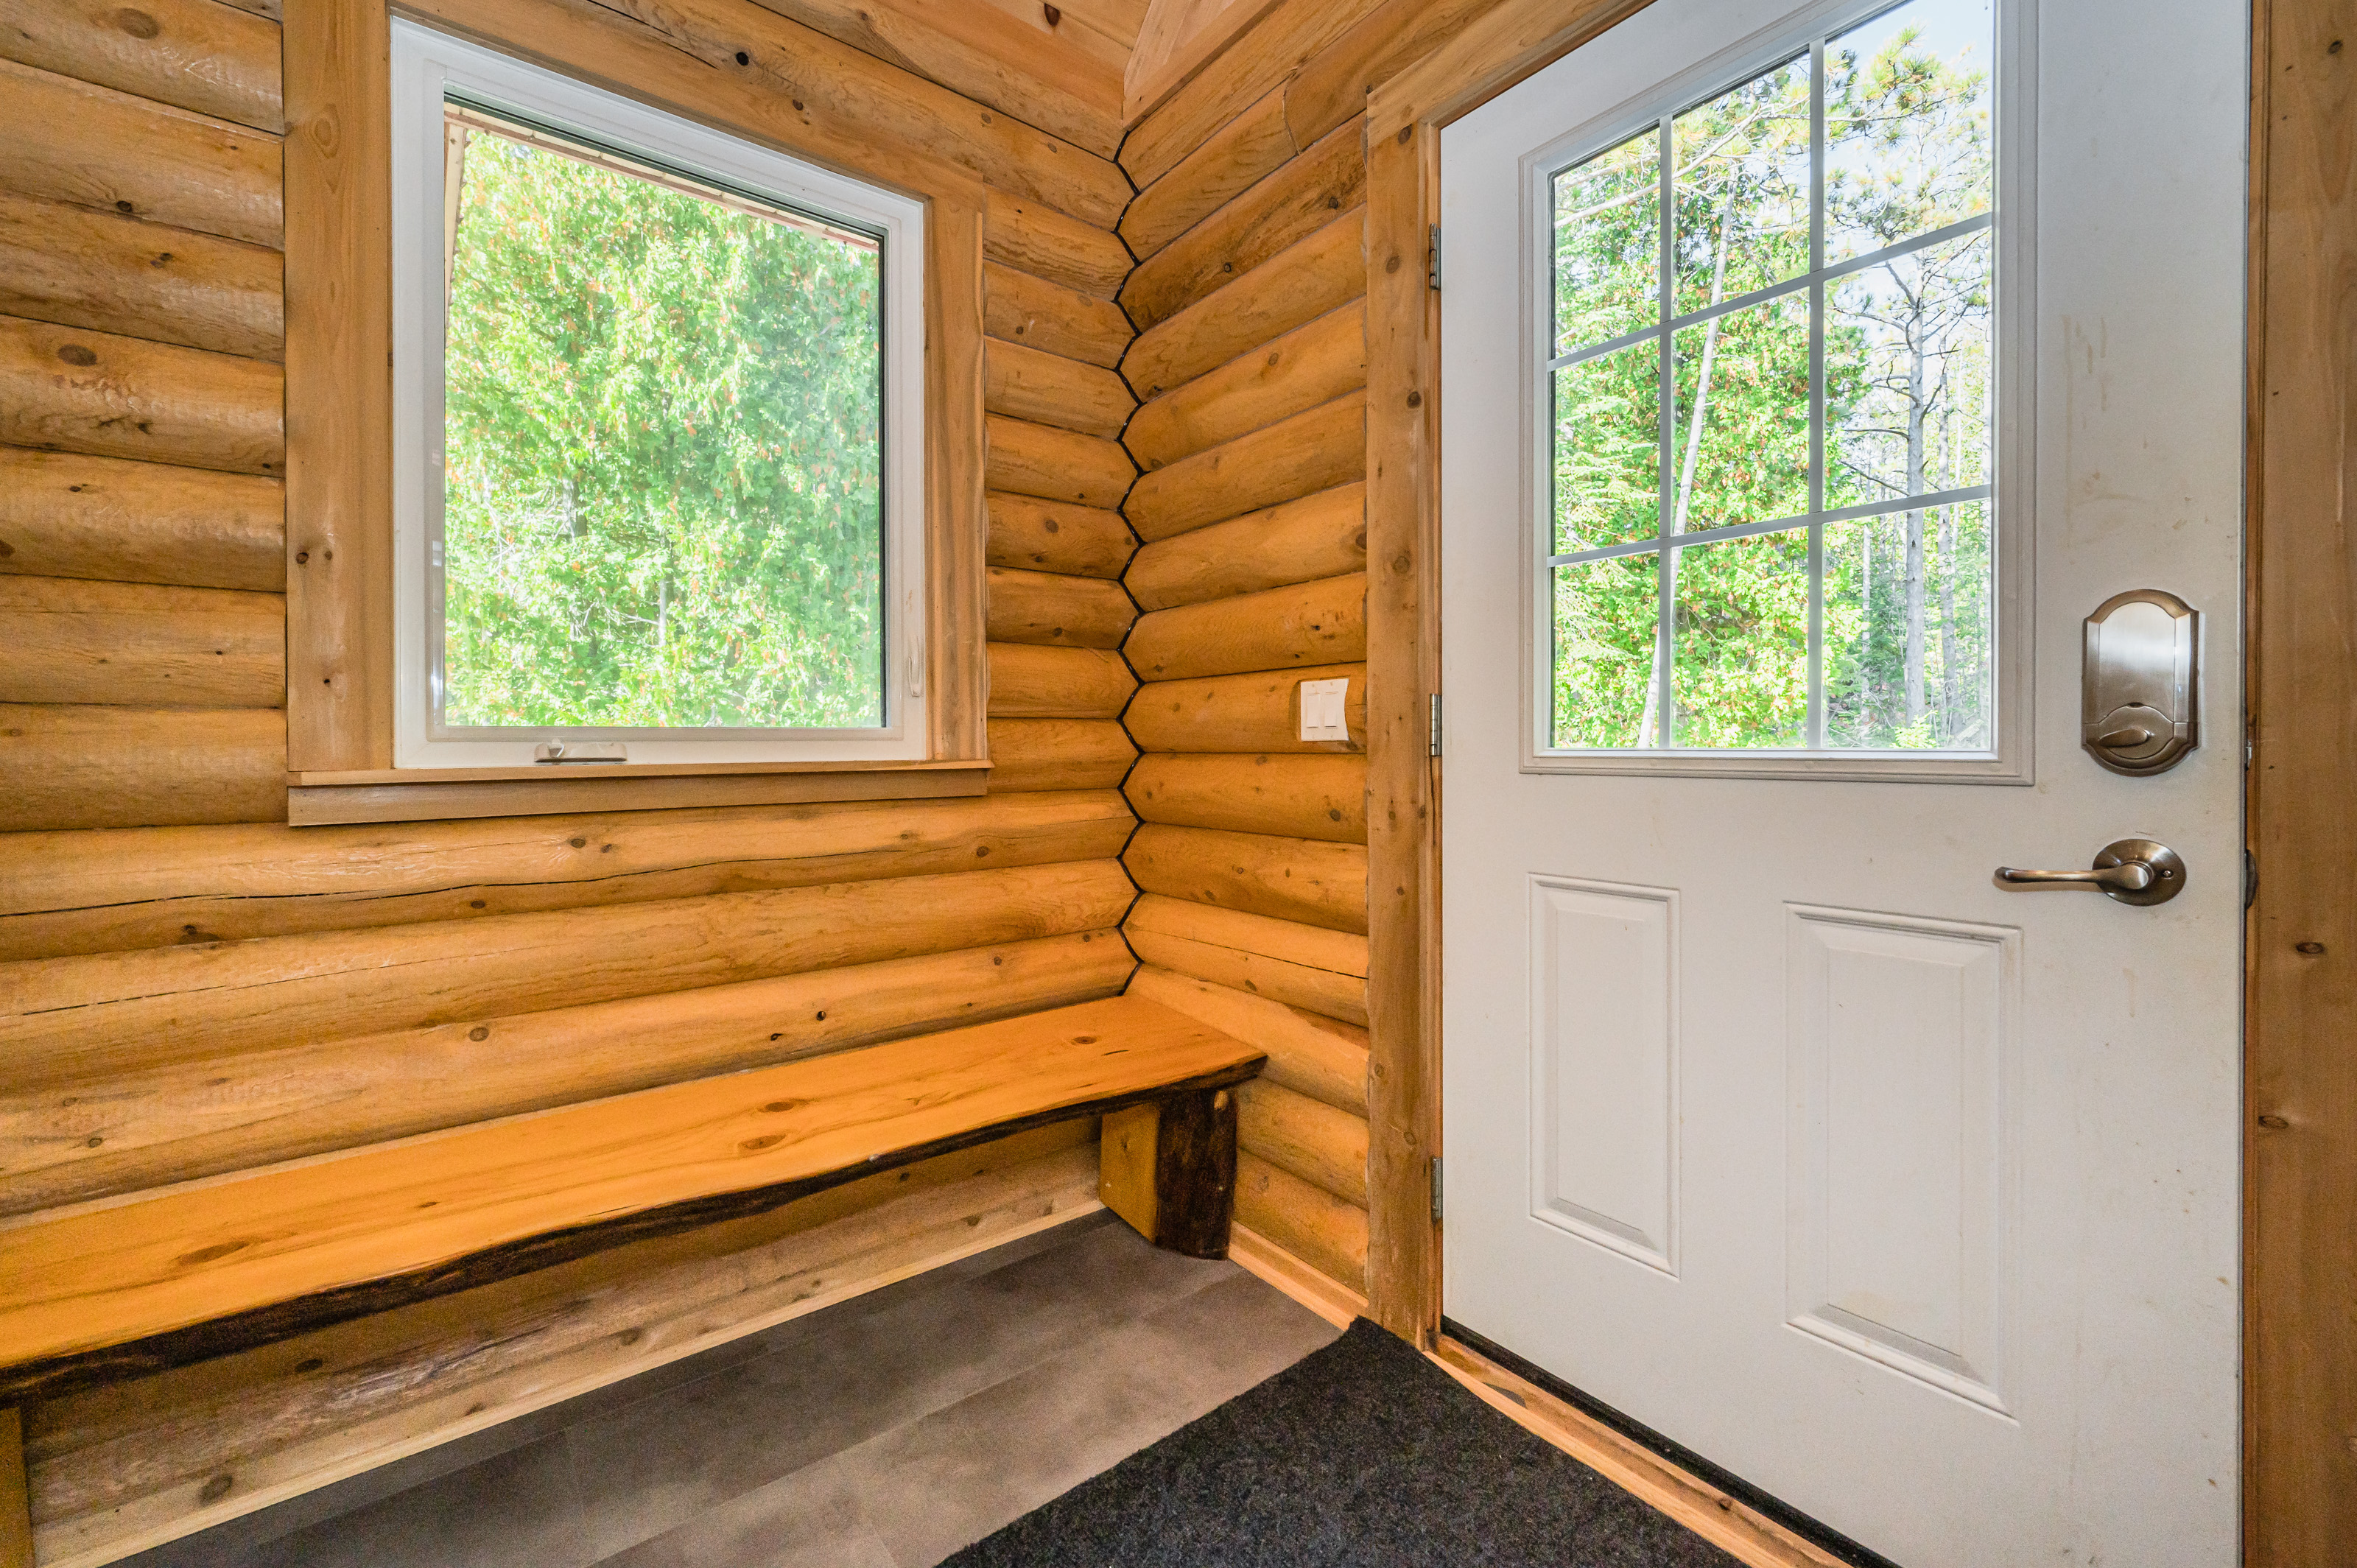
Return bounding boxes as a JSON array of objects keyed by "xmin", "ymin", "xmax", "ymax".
[
  {"xmin": 1119, "ymin": 0, "xmax": 1380, "ymax": 189},
  {"xmin": 983, "ymin": 260, "xmax": 1131, "ymax": 370},
  {"xmin": 1123, "ymin": 662, "xmax": 1364, "ymax": 755},
  {"xmin": 1127, "ymin": 301, "xmax": 1366, "ymax": 472},
  {"xmin": 986, "ymin": 717, "xmax": 1137, "ymax": 792},
  {"xmin": 0, "ymin": 574, "xmax": 282, "ymax": 707},
  {"xmin": 0, "ymin": 788, "xmax": 1136, "ymax": 961},
  {"xmin": 1125, "ymin": 391, "xmax": 1363, "ymax": 541},
  {"xmin": 1123, "ymin": 207, "xmax": 1364, "ymax": 400},
  {"xmin": 1239, "ymin": 1077, "xmax": 1367, "ymax": 1205},
  {"xmin": 1125, "ymin": 823, "xmax": 1367, "ymax": 934},
  {"xmin": 0, "ymin": 0, "xmax": 284, "ymax": 131},
  {"xmin": 982, "ymin": 189, "xmax": 1130, "ymax": 299},
  {"xmin": 1122, "ymin": 116, "xmax": 1368, "ymax": 332},
  {"xmin": 1125, "ymin": 572, "xmax": 1367, "ymax": 681},
  {"xmin": 986, "ymin": 565, "xmax": 1136, "ymax": 649},
  {"xmin": 984, "ymin": 412, "xmax": 1135, "ymax": 509},
  {"xmin": 1125, "ymin": 752, "xmax": 1366, "ymax": 843},
  {"xmin": 0, "ymin": 314, "xmax": 282, "ymax": 474},
  {"xmin": 1125, "ymin": 897, "xmax": 1366, "ymax": 1027},
  {"xmin": 0, "ymin": 703, "xmax": 281, "ymax": 831},
  {"xmin": 1236, "ymin": 1150, "xmax": 1368, "ymax": 1291},
  {"xmin": 0, "ymin": 446, "xmax": 281, "ymax": 591},
  {"xmin": 0, "ymin": 929, "xmax": 1134, "ymax": 1215},
  {"xmin": 1128, "ymin": 963, "xmax": 1369, "ymax": 1112},
  {"xmin": 0, "ymin": 192, "xmax": 281, "ymax": 359},
  {"xmin": 0, "ymin": 57, "xmax": 281, "ymax": 247},
  {"xmin": 740, "ymin": 0, "xmax": 1123, "ymax": 156},
  {"xmin": 986, "ymin": 491, "xmax": 1135, "ymax": 578},
  {"xmin": 987, "ymin": 643, "xmax": 1135, "ymax": 719},
  {"xmin": 1284, "ymin": 0, "xmax": 1504, "ymax": 147},
  {"xmin": 29, "ymin": 1130, "xmax": 1095, "ymax": 1557},
  {"xmin": 1127, "ymin": 482, "xmax": 1365, "ymax": 611},
  {"xmin": 1120, "ymin": 85, "xmax": 1295, "ymax": 263},
  {"xmin": 0, "ymin": 859, "xmax": 1137, "ymax": 1089},
  {"xmin": 404, "ymin": 0, "xmax": 1125, "ymax": 229},
  {"xmin": 983, "ymin": 336, "xmax": 1132, "ymax": 439}
]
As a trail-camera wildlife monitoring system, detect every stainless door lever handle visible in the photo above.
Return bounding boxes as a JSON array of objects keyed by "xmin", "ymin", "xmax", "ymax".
[{"xmin": 1994, "ymin": 838, "xmax": 2184, "ymax": 905}]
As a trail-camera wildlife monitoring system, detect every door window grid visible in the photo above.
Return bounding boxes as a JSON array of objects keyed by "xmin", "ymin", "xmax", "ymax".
[{"xmin": 1545, "ymin": 0, "xmax": 1995, "ymax": 753}]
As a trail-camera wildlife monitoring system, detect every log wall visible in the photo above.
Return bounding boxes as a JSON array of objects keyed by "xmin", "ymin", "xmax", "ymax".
[{"xmin": 0, "ymin": 0, "xmax": 1142, "ymax": 1558}]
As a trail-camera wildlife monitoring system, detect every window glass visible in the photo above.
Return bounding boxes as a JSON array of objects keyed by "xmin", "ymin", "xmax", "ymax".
[
  {"xmin": 1544, "ymin": 0, "xmax": 1995, "ymax": 753},
  {"xmin": 438, "ymin": 108, "xmax": 886, "ymax": 734}
]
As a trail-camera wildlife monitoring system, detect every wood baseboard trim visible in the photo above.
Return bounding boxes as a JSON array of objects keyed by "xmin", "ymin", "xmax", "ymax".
[
  {"xmin": 1226, "ymin": 1222, "xmax": 1366, "ymax": 1329},
  {"xmin": 1429, "ymin": 1337, "xmax": 1851, "ymax": 1568}
]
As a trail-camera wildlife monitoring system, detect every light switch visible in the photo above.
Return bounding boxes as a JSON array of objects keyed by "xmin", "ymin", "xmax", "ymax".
[{"xmin": 1297, "ymin": 677, "xmax": 1350, "ymax": 742}]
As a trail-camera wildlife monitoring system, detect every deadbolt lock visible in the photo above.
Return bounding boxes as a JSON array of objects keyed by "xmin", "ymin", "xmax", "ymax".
[{"xmin": 2083, "ymin": 589, "xmax": 2198, "ymax": 776}]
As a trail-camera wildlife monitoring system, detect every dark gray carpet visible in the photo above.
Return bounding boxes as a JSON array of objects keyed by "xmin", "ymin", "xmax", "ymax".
[{"xmin": 942, "ymin": 1319, "xmax": 1746, "ymax": 1567}]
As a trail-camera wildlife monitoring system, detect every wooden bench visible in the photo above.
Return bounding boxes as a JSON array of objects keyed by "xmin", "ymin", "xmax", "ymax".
[{"xmin": 0, "ymin": 996, "xmax": 1262, "ymax": 1407}]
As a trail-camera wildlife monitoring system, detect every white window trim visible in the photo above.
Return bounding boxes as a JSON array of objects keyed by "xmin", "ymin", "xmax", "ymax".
[
  {"xmin": 1509, "ymin": 0, "xmax": 2035, "ymax": 784},
  {"xmin": 389, "ymin": 19, "xmax": 928, "ymax": 769}
]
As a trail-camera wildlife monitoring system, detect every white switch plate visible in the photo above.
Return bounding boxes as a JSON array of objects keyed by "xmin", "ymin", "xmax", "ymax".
[{"xmin": 1297, "ymin": 677, "xmax": 1351, "ymax": 742}]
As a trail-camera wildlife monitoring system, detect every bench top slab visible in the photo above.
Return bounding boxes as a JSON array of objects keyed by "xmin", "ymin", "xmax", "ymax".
[{"xmin": 0, "ymin": 996, "xmax": 1262, "ymax": 1384}]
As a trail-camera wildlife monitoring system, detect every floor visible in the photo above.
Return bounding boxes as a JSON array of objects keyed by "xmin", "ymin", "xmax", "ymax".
[{"xmin": 124, "ymin": 1212, "xmax": 1344, "ymax": 1568}]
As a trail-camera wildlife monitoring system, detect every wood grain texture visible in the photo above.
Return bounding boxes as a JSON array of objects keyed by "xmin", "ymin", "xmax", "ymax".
[
  {"xmin": 1121, "ymin": 0, "xmax": 1274, "ymax": 124},
  {"xmin": 1360, "ymin": 114, "xmax": 1439, "ymax": 1346},
  {"xmin": 1229, "ymin": 1219, "xmax": 1365, "ymax": 1329},
  {"xmin": 1119, "ymin": 83, "xmax": 1292, "ymax": 261},
  {"xmin": 1119, "ymin": 0, "xmax": 1382, "ymax": 189},
  {"xmin": 0, "ymin": 1407, "xmax": 24, "ymax": 1568},
  {"xmin": 985, "ymin": 716, "xmax": 1137, "ymax": 791},
  {"xmin": 983, "ymin": 336, "xmax": 1134, "ymax": 438},
  {"xmin": 1125, "ymin": 823, "xmax": 1366, "ymax": 934},
  {"xmin": 27, "ymin": 1131, "xmax": 1097, "ymax": 1565},
  {"xmin": 1126, "ymin": 482, "xmax": 1365, "ymax": 610},
  {"xmin": 1125, "ymin": 571, "xmax": 1366, "ymax": 681},
  {"xmin": 0, "ymin": 930, "xmax": 1134, "ymax": 1214},
  {"xmin": 1097, "ymin": 1100, "xmax": 1158, "ymax": 1239},
  {"xmin": 0, "ymin": 788, "xmax": 1136, "ymax": 960},
  {"xmin": 1125, "ymin": 392, "xmax": 1364, "ymax": 540},
  {"xmin": 2247, "ymin": 0, "xmax": 2357, "ymax": 1558},
  {"xmin": 985, "ymin": 412, "xmax": 1137, "ymax": 508},
  {"xmin": 1126, "ymin": 302, "xmax": 1365, "ymax": 471},
  {"xmin": 0, "ymin": 0, "xmax": 284, "ymax": 131},
  {"xmin": 986, "ymin": 565, "xmax": 1137, "ymax": 648},
  {"xmin": 0, "ymin": 996, "xmax": 1264, "ymax": 1393},
  {"xmin": 983, "ymin": 261, "xmax": 1131, "ymax": 370},
  {"xmin": 401, "ymin": 0, "xmax": 1127, "ymax": 228},
  {"xmin": 1122, "ymin": 204, "xmax": 1363, "ymax": 398},
  {"xmin": 0, "ymin": 703, "xmax": 282, "ymax": 830},
  {"xmin": 923, "ymin": 188, "xmax": 990, "ymax": 762},
  {"xmin": 1146, "ymin": 1083, "xmax": 1242, "ymax": 1257},
  {"xmin": 739, "ymin": 0, "xmax": 1124, "ymax": 156},
  {"xmin": 0, "ymin": 314, "xmax": 281, "ymax": 474},
  {"xmin": 0, "ymin": 449, "xmax": 283, "ymax": 591},
  {"xmin": 0, "ymin": 58, "xmax": 282, "ymax": 248},
  {"xmin": 987, "ymin": 642, "xmax": 1137, "ymax": 717},
  {"xmin": 981, "ymin": 188, "xmax": 1131, "ymax": 298},
  {"xmin": 287, "ymin": 766, "xmax": 990, "ymax": 827},
  {"xmin": 1125, "ymin": 894, "xmax": 1368, "ymax": 1025},
  {"xmin": 1121, "ymin": 661, "xmax": 1364, "ymax": 753},
  {"xmin": 1238, "ymin": 1076, "xmax": 1365, "ymax": 1204},
  {"xmin": 1125, "ymin": 751, "xmax": 1364, "ymax": 843},
  {"xmin": 1282, "ymin": 0, "xmax": 1506, "ymax": 146},
  {"xmin": 1121, "ymin": 115, "xmax": 1366, "ymax": 332},
  {"xmin": 0, "ymin": 193, "xmax": 281, "ymax": 359},
  {"xmin": 1364, "ymin": 0, "xmax": 1650, "ymax": 138},
  {"xmin": 0, "ymin": 575, "xmax": 282, "ymax": 707},
  {"xmin": 1234, "ymin": 1149, "xmax": 1365, "ymax": 1290},
  {"xmin": 1126, "ymin": 963, "xmax": 1366, "ymax": 1113},
  {"xmin": 0, "ymin": 859, "xmax": 1136, "ymax": 1088},
  {"xmin": 986, "ymin": 491, "xmax": 1137, "ymax": 578}
]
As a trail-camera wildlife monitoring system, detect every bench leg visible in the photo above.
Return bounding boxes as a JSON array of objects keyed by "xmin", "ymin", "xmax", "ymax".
[
  {"xmin": 2, "ymin": 1407, "xmax": 31, "ymax": 1568},
  {"xmin": 1098, "ymin": 1087, "xmax": 1240, "ymax": 1260}
]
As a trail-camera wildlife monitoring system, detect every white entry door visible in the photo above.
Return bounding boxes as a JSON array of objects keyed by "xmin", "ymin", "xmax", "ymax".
[{"xmin": 1439, "ymin": 0, "xmax": 2244, "ymax": 1563}]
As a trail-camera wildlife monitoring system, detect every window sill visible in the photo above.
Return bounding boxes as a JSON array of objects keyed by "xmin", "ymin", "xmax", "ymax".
[{"xmin": 285, "ymin": 759, "xmax": 991, "ymax": 826}]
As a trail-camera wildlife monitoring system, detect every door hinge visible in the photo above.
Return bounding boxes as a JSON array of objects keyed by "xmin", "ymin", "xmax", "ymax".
[
  {"xmin": 1427, "ymin": 224, "xmax": 1441, "ymax": 291},
  {"xmin": 1429, "ymin": 692, "xmax": 1443, "ymax": 756},
  {"xmin": 1430, "ymin": 1156, "xmax": 1444, "ymax": 1221}
]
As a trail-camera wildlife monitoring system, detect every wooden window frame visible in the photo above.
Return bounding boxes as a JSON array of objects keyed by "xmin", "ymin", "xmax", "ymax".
[{"xmin": 283, "ymin": 0, "xmax": 988, "ymax": 827}]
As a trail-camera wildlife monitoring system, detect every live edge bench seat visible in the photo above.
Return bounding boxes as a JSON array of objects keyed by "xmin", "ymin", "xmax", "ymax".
[{"xmin": 0, "ymin": 996, "xmax": 1264, "ymax": 1406}]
